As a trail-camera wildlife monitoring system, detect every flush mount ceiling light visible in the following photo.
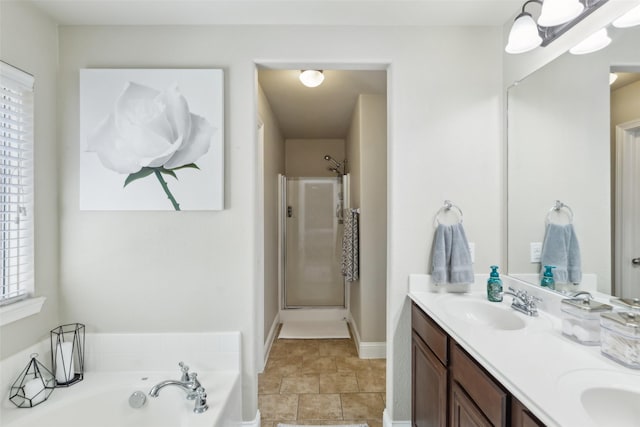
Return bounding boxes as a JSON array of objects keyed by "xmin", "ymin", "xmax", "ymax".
[
  {"xmin": 609, "ymin": 73, "xmax": 618, "ymax": 85},
  {"xmin": 612, "ymin": 4, "xmax": 640, "ymax": 28},
  {"xmin": 299, "ymin": 70, "xmax": 324, "ymax": 88},
  {"xmin": 569, "ymin": 28, "xmax": 611, "ymax": 55},
  {"xmin": 505, "ymin": 0, "xmax": 609, "ymax": 54}
]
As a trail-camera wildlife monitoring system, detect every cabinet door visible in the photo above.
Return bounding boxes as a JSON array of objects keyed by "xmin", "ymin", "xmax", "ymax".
[
  {"xmin": 450, "ymin": 381, "xmax": 492, "ymax": 427},
  {"xmin": 412, "ymin": 331, "xmax": 447, "ymax": 427},
  {"xmin": 451, "ymin": 343, "xmax": 507, "ymax": 426},
  {"xmin": 512, "ymin": 398, "xmax": 546, "ymax": 427}
]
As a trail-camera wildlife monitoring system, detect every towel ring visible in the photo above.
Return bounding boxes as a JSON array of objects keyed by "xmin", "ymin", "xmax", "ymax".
[
  {"xmin": 434, "ymin": 200, "xmax": 464, "ymax": 226},
  {"xmin": 546, "ymin": 200, "xmax": 574, "ymax": 224}
]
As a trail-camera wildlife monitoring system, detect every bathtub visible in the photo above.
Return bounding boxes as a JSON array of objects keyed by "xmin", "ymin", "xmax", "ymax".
[{"xmin": 1, "ymin": 370, "xmax": 241, "ymax": 427}]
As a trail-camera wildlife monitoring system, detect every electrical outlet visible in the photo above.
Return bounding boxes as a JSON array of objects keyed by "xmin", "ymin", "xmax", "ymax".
[
  {"xmin": 530, "ymin": 242, "xmax": 542, "ymax": 263},
  {"xmin": 468, "ymin": 242, "xmax": 475, "ymax": 263}
]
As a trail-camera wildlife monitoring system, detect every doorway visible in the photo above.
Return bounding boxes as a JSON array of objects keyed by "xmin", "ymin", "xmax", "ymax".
[
  {"xmin": 257, "ymin": 66, "xmax": 387, "ymax": 362},
  {"xmin": 614, "ymin": 119, "xmax": 640, "ymax": 298}
]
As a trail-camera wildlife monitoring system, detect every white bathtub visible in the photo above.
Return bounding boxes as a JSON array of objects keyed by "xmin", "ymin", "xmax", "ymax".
[{"xmin": 1, "ymin": 370, "xmax": 241, "ymax": 427}]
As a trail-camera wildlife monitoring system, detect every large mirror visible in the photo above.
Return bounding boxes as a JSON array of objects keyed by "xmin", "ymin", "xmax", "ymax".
[{"xmin": 507, "ymin": 20, "xmax": 640, "ymax": 298}]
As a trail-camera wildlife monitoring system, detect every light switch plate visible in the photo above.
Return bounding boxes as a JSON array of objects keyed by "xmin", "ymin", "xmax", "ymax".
[
  {"xmin": 468, "ymin": 242, "xmax": 475, "ymax": 263},
  {"xmin": 530, "ymin": 242, "xmax": 542, "ymax": 263}
]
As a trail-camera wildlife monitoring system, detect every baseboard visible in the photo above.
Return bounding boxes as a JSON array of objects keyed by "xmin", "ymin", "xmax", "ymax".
[
  {"xmin": 243, "ymin": 410, "xmax": 261, "ymax": 427},
  {"xmin": 349, "ymin": 313, "xmax": 387, "ymax": 359},
  {"xmin": 383, "ymin": 409, "xmax": 410, "ymax": 427},
  {"xmin": 262, "ymin": 313, "xmax": 280, "ymax": 372}
]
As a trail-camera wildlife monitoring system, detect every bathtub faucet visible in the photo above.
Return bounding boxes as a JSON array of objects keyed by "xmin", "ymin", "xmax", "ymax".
[{"xmin": 148, "ymin": 362, "xmax": 208, "ymax": 412}]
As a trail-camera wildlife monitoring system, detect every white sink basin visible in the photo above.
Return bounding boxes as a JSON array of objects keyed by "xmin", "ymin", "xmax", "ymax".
[
  {"xmin": 443, "ymin": 298, "xmax": 526, "ymax": 331},
  {"xmin": 557, "ymin": 369, "xmax": 640, "ymax": 427}
]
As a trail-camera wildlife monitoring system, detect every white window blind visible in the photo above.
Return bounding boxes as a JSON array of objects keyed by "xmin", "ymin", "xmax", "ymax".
[{"xmin": 0, "ymin": 62, "xmax": 34, "ymax": 305}]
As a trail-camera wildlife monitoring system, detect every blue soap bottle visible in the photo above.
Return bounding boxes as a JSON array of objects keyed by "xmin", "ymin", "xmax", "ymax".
[
  {"xmin": 541, "ymin": 265, "xmax": 556, "ymax": 290},
  {"xmin": 487, "ymin": 265, "xmax": 503, "ymax": 302}
]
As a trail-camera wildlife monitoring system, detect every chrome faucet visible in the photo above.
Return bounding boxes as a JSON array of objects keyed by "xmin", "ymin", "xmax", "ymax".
[
  {"xmin": 501, "ymin": 287, "xmax": 541, "ymax": 317},
  {"xmin": 148, "ymin": 362, "xmax": 208, "ymax": 413},
  {"xmin": 567, "ymin": 290, "xmax": 593, "ymax": 300}
]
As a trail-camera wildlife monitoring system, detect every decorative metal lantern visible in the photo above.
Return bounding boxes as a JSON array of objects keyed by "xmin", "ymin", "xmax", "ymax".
[
  {"xmin": 9, "ymin": 353, "xmax": 55, "ymax": 408},
  {"xmin": 50, "ymin": 323, "xmax": 85, "ymax": 387}
]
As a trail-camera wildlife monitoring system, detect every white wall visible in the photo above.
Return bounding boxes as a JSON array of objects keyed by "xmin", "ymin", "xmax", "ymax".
[
  {"xmin": 56, "ymin": 24, "xmax": 503, "ymax": 422},
  {"xmin": 285, "ymin": 138, "xmax": 345, "ymax": 177},
  {"xmin": 0, "ymin": 1, "xmax": 59, "ymax": 360},
  {"xmin": 346, "ymin": 94, "xmax": 387, "ymax": 344},
  {"xmin": 258, "ymin": 85, "xmax": 285, "ymax": 346}
]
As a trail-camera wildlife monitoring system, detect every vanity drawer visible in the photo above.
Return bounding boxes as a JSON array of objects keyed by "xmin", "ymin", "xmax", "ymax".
[
  {"xmin": 412, "ymin": 303, "xmax": 448, "ymax": 365},
  {"xmin": 451, "ymin": 342, "xmax": 507, "ymax": 427}
]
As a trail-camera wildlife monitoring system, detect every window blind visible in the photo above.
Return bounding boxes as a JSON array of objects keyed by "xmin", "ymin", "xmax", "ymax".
[{"xmin": 0, "ymin": 62, "xmax": 34, "ymax": 305}]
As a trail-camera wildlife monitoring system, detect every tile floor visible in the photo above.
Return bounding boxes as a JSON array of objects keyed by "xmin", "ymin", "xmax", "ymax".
[{"xmin": 259, "ymin": 328, "xmax": 385, "ymax": 427}]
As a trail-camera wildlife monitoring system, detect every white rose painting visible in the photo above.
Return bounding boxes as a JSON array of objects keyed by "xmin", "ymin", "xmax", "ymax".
[{"xmin": 80, "ymin": 69, "xmax": 224, "ymax": 210}]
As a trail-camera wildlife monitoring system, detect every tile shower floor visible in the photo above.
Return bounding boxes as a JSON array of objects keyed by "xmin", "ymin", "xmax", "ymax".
[{"xmin": 259, "ymin": 328, "xmax": 385, "ymax": 427}]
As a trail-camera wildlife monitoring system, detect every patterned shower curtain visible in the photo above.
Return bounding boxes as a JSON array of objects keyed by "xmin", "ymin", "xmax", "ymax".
[{"xmin": 341, "ymin": 209, "xmax": 359, "ymax": 282}]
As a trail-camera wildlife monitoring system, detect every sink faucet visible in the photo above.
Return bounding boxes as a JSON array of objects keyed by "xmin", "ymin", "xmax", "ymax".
[
  {"xmin": 567, "ymin": 290, "xmax": 593, "ymax": 300},
  {"xmin": 148, "ymin": 362, "xmax": 208, "ymax": 413},
  {"xmin": 501, "ymin": 287, "xmax": 541, "ymax": 317}
]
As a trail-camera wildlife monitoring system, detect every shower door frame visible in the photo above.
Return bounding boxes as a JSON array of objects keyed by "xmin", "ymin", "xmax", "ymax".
[{"xmin": 280, "ymin": 175, "xmax": 348, "ymax": 310}]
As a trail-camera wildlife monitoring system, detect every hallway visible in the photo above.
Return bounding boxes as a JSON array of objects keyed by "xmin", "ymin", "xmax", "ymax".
[{"xmin": 258, "ymin": 331, "xmax": 385, "ymax": 427}]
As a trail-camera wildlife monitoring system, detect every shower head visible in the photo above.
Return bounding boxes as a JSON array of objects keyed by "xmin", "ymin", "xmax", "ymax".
[{"xmin": 323, "ymin": 154, "xmax": 342, "ymax": 169}]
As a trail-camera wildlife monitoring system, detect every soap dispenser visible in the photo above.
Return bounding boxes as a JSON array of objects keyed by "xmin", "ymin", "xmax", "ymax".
[
  {"xmin": 487, "ymin": 265, "xmax": 503, "ymax": 302},
  {"xmin": 541, "ymin": 265, "xmax": 556, "ymax": 290}
]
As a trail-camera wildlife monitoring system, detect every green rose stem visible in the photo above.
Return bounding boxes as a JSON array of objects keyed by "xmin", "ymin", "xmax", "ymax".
[{"xmin": 153, "ymin": 169, "xmax": 181, "ymax": 211}]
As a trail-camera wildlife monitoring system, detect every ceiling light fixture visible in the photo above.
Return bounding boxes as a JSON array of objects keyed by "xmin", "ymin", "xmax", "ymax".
[
  {"xmin": 612, "ymin": 4, "xmax": 640, "ymax": 28},
  {"xmin": 569, "ymin": 27, "xmax": 611, "ymax": 55},
  {"xmin": 299, "ymin": 70, "xmax": 324, "ymax": 88},
  {"xmin": 505, "ymin": 0, "xmax": 609, "ymax": 55},
  {"xmin": 609, "ymin": 73, "xmax": 618, "ymax": 85}
]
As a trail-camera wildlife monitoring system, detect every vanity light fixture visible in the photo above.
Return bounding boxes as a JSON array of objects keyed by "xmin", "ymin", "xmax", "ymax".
[
  {"xmin": 299, "ymin": 70, "xmax": 324, "ymax": 88},
  {"xmin": 505, "ymin": 1, "xmax": 543, "ymax": 54},
  {"xmin": 537, "ymin": 0, "xmax": 583, "ymax": 27},
  {"xmin": 505, "ymin": 0, "xmax": 609, "ymax": 54},
  {"xmin": 569, "ymin": 27, "xmax": 611, "ymax": 55},
  {"xmin": 612, "ymin": 4, "xmax": 640, "ymax": 28}
]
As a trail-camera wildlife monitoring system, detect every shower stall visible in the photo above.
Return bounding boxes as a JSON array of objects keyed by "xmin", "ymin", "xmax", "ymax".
[{"xmin": 279, "ymin": 156, "xmax": 349, "ymax": 309}]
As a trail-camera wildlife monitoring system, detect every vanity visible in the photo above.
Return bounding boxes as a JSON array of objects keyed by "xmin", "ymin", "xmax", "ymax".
[{"xmin": 408, "ymin": 274, "xmax": 640, "ymax": 427}]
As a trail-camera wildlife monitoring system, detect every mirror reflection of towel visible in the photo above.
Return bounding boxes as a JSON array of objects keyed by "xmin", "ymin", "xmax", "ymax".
[
  {"xmin": 431, "ymin": 223, "xmax": 474, "ymax": 284},
  {"xmin": 540, "ymin": 223, "xmax": 582, "ymax": 284}
]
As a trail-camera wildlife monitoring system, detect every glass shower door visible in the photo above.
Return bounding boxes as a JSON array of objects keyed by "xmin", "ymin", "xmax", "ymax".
[{"xmin": 285, "ymin": 177, "xmax": 344, "ymax": 307}]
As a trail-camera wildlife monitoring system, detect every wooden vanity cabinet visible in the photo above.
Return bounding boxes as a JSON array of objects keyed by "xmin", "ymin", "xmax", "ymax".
[
  {"xmin": 412, "ymin": 302, "xmax": 449, "ymax": 427},
  {"xmin": 511, "ymin": 399, "xmax": 545, "ymax": 427},
  {"xmin": 411, "ymin": 302, "xmax": 545, "ymax": 427}
]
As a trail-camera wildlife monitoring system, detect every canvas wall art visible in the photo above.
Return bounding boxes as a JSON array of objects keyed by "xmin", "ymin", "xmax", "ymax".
[{"xmin": 80, "ymin": 69, "xmax": 224, "ymax": 211}]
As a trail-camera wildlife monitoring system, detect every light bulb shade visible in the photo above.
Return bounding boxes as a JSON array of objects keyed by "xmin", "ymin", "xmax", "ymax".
[
  {"xmin": 505, "ymin": 12, "xmax": 542, "ymax": 54},
  {"xmin": 609, "ymin": 73, "xmax": 618, "ymax": 85},
  {"xmin": 299, "ymin": 70, "xmax": 324, "ymax": 87},
  {"xmin": 612, "ymin": 4, "xmax": 640, "ymax": 28},
  {"xmin": 538, "ymin": 0, "xmax": 584, "ymax": 27},
  {"xmin": 569, "ymin": 28, "xmax": 611, "ymax": 55}
]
